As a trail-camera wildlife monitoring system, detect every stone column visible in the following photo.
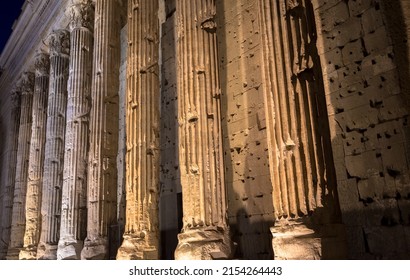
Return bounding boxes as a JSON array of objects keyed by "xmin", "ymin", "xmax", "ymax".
[
  {"xmin": 57, "ymin": 0, "xmax": 94, "ymax": 260},
  {"xmin": 37, "ymin": 30, "xmax": 70, "ymax": 260},
  {"xmin": 174, "ymin": 0, "xmax": 233, "ymax": 260},
  {"xmin": 116, "ymin": 0, "xmax": 160, "ymax": 260},
  {"xmin": 258, "ymin": 0, "xmax": 341, "ymax": 259},
  {"xmin": 6, "ymin": 72, "xmax": 35, "ymax": 260},
  {"xmin": 0, "ymin": 89, "xmax": 21, "ymax": 259},
  {"xmin": 19, "ymin": 53, "xmax": 50, "ymax": 260},
  {"xmin": 81, "ymin": 0, "xmax": 121, "ymax": 260}
]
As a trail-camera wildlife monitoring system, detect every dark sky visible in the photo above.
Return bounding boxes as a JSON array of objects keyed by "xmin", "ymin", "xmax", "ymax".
[{"xmin": 0, "ymin": 0, "xmax": 26, "ymax": 55}]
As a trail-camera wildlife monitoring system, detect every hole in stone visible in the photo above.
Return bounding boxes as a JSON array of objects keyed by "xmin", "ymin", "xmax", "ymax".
[{"xmin": 387, "ymin": 167, "xmax": 400, "ymax": 177}]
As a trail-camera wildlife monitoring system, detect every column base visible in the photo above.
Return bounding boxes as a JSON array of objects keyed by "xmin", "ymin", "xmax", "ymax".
[
  {"xmin": 19, "ymin": 246, "xmax": 37, "ymax": 260},
  {"xmin": 6, "ymin": 247, "xmax": 21, "ymax": 260},
  {"xmin": 36, "ymin": 242, "xmax": 58, "ymax": 260},
  {"xmin": 271, "ymin": 220, "xmax": 347, "ymax": 260},
  {"xmin": 174, "ymin": 226, "xmax": 233, "ymax": 260},
  {"xmin": 271, "ymin": 220, "xmax": 321, "ymax": 260},
  {"xmin": 57, "ymin": 238, "xmax": 83, "ymax": 260},
  {"xmin": 116, "ymin": 233, "xmax": 159, "ymax": 260},
  {"xmin": 81, "ymin": 237, "xmax": 108, "ymax": 260}
]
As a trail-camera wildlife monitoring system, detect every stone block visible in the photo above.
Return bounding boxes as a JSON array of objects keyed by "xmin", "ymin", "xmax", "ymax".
[
  {"xmin": 363, "ymin": 225, "xmax": 407, "ymax": 257},
  {"xmin": 363, "ymin": 26, "xmax": 390, "ymax": 55},
  {"xmin": 378, "ymin": 95, "xmax": 408, "ymax": 122},
  {"xmin": 318, "ymin": 1, "xmax": 350, "ymax": 32},
  {"xmin": 348, "ymin": 0, "xmax": 373, "ymax": 16},
  {"xmin": 361, "ymin": 7, "xmax": 384, "ymax": 34},
  {"xmin": 342, "ymin": 40, "xmax": 364, "ymax": 65},
  {"xmin": 322, "ymin": 47, "xmax": 343, "ymax": 74},
  {"xmin": 343, "ymin": 130, "xmax": 366, "ymax": 156},
  {"xmin": 357, "ymin": 176, "xmax": 384, "ymax": 200},
  {"xmin": 345, "ymin": 150, "xmax": 382, "ymax": 178}
]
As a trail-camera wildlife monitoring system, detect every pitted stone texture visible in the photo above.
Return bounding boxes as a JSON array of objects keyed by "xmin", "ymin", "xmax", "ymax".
[
  {"xmin": 7, "ymin": 72, "xmax": 35, "ymax": 260},
  {"xmin": 0, "ymin": 89, "xmax": 21, "ymax": 259},
  {"xmin": 20, "ymin": 53, "xmax": 50, "ymax": 260},
  {"xmin": 57, "ymin": 0, "xmax": 94, "ymax": 260},
  {"xmin": 117, "ymin": 0, "xmax": 160, "ymax": 260},
  {"xmin": 175, "ymin": 228, "xmax": 233, "ymax": 260},
  {"xmin": 37, "ymin": 30, "xmax": 70, "ymax": 260},
  {"xmin": 81, "ymin": 0, "xmax": 121, "ymax": 260},
  {"xmin": 174, "ymin": 0, "xmax": 233, "ymax": 259}
]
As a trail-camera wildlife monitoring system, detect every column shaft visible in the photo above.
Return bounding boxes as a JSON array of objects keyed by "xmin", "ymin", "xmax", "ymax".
[
  {"xmin": 57, "ymin": 0, "xmax": 94, "ymax": 260},
  {"xmin": 37, "ymin": 30, "xmax": 70, "ymax": 260},
  {"xmin": 81, "ymin": 0, "xmax": 121, "ymax": 260},
  {"xmin": 20, "ymin": 53, "xmax": 50, "ymax": 260},
  {"xmin": 116, "ymin": 0, "xmax": 160, "ymax": 260},
  {"xmin": 0, "ymin": 90, "xmax": 21, "ymax": 259},
  {"xmin": 174, "ymin": 0, "xmax": 233, "ymax": 260},
  {"xmin": 258, "ymin": 0, "xmax": 340, "ymax": 259},
  {"xmin": 6, "ymin": 72, "xmax": 35, "ymax": 260}
]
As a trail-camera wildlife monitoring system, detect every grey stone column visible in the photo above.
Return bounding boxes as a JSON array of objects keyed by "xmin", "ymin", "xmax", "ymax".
[
  {"xmin": 174, "ymin": 0, "xmax": 233, "ymax": 260},
  {"xmin": 57, "ymin": 0, "xmax": 94, "ymax": 260},
  {"xmin": 37, "ymin": 30, "xmax": 70, "ymax": 260},
  {"xmin": 0, "ymin": 89, "xmax": 21, "ymax": 259},
  {"xmin": 81, "ymin": 0, "xmax": 121, "ymax": 260},
  {"xmin": 116, "ymin": 0, "xmax": 160, "ymax": 260},
  {"xmin": 6, "ymin": 72, "xmax": 35, "ymax": 260},
  {"xmin": 19, "ymin": 53, "xmax": 50, "ymax": 260}
]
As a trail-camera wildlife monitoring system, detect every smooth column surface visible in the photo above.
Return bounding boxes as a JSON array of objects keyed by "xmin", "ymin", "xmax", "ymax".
[
  {"xmin": 174, "ymin": 0, "xmax": 233, "ymax": 260},
  {"xmin": 57, "ymin": 0, "xmax": 94, "ymax": 260},
  {"xmin": 20, "ymin": 53, "xmax": 50, "ymax": 260},
  {"xmin": 0, "ymin": 89, "xmax": 21, "ymax": 259},
  {"xmin": 37, "ymin": 30, "xmax": 70, "ymax": 260},
  {"xmin": 116, "ymin": 0, "xmax": 160, "ymax": 260},
  {"xmin": 81, "ymin": 0, "xmax": 121, "ymax": 260},
  {"xmin": 6, "ymin": 72, "xmax": 35, "ymax": 260}
]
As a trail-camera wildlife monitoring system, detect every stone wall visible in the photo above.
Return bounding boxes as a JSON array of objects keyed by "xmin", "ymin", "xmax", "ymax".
[
  {"xmin": 216, "ymin": 0, "xmax": 274, "ymax": 259},
  {"xmin": 313, "ymin": 0, "xmax": 410, "ymax": 259}
]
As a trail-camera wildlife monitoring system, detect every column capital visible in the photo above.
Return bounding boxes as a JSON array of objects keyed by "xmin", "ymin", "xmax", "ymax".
[
  {"xmin": 69, "ymin": 0, "xmax": 95, "ymax": 31},
  {"xmin": 48, "ymin": 30, "xmax": 70, "ymax": 57},
  {"xmin": 20, "ymin": 72, "xmax": 35, "ymax": 95},
  {"xmin": 34, "ymin": 53, "xmax": 50, "ymax": 77}
]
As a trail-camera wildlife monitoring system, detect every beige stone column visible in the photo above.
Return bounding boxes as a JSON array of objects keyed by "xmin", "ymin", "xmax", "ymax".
[
  {"xmin": 81, "ymin": 0, "xmax": 121, "ymax": 260},
  {"xmin": 6, "ymin": 72, "xmax": 35, "ymax": 260},
  {"xmin": 0, "ymin": 89, "xmax": 21, "ymax": 259},
  {"xmin": 116, "ymin": 0, "xmax": 160, "ymax": 260},
  {"xmin": 259, "ymin": 0, "xmax": 341, "ymax": 259},
  {"xmin": 19, "ymin": 53, "xmax": 50, "ymax": 260},
  {"xmin": 37, "ymin": 30, "xmax": 70, "ymax": 260},
  {"xmin": 57, "ymin": 0, "xmax": 94, "ymax": 260},
  {"xmin": 174, "ymin": 0, "xmax": 233, "ymax": 260}
]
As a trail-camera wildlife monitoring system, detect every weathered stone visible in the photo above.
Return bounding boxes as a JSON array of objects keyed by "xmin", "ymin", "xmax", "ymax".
[
  {"xmin": 7, "ymin": 72, "xmax": 35, "ymax": 260},
  {"xmin": 37, "ymin": 29, "xmax": 70, "ymax": 260},
  {"xmin": 81, "ymin": 0, "xmax": 122, "ymax": 260},
  {"xmin": 0, "ymin": 89, "xmax": 21, "ymax": 259},
  {"xmin": 174, "ymin": 0, "xmax": 233, "ymax": 260},
  {"xmin": 20, "ymin": 53, "xmax": 50, "ymax": 260},
  {"xmin": 116, "ymin": 0, "xmax": 161, "ymax": 260},
  {"xmin": 57, "ymin": 0, "xmax": 94, "ymax": 260}
]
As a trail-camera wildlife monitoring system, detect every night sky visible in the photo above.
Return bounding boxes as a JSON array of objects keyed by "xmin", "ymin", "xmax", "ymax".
[{"xmin": 0, "ymin": 0, "xmax": 26, "ymax": 55}]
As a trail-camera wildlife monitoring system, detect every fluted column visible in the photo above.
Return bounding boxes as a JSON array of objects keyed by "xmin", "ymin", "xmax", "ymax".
[
  {"xmin": 6, "ymin": 72, "xmax": 35, "ymax": 260},
  {"xmin": 81, "ymin": 0, "xmax": 121, "ymax": 260},
  {"xmin": 116, "ymin": 0, "xmax": 160, "ymax": 260},
  {"xmin": 259, "ymin": 0, "xmax": 340, "ymax": 259},
  {"xmin": 0, "ymin": 89, "xmax": 21, "ymax": 259},
  {"xmin": 57, "ymin": 0, "xmax": 94, "ymax": 260},
  {"xmin": 37, "ymin": 30, "xmax": 70, "ymax": 260},
  {"xmin": 19, "ymin": 53, "xmax": 50, "ymax": 260},
  {"xmin": 174, "ymin": 0, "xmax": 233, "ymax": 260}
]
